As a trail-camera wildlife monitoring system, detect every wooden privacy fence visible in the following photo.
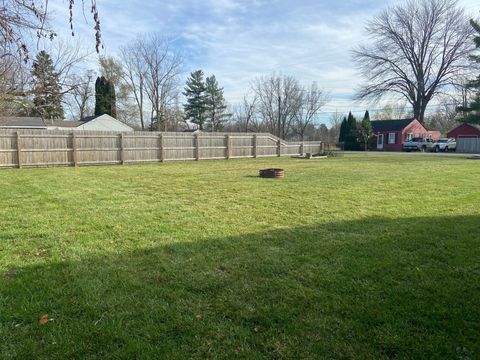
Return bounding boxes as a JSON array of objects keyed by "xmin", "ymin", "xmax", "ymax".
[
  {"xmin": 0, "ymin": 130, "xmax": 323, "ymax": 168},
  {"xmin": 456, "ymin": 137, "xmax": 480, "ymax": 154}
]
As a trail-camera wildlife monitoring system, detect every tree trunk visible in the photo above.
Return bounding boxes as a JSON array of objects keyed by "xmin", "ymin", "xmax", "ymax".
[{"xmin": 139, "ymin": 81, "xmax": 144, "ymax": 130}]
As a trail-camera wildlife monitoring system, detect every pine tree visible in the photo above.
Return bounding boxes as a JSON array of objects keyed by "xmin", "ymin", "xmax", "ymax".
[
  {"xmin": 344, "ymin": 112, "xmax": 360, "ymax": 150},
  {"xmin": 32, "ymin": 51, "xmax": 64, "ymax": 119},
  {"xmin": 183, "ymin": 70, "xmax": 207, "ymax": 130},
  {"xmin": 94, "ymin": 76, "xmax": 116, "ymax": 117},
  {"xmin": 458, "ymin": 20, "xmax": 480, "ymax": 124},
  {"xmin": 108, "ymin": 80, "xmax": 117, "ymax": 118},
  {"xmin": 357, "ymin": 110, "xmax": 373, "ymax": 151},
  {"xmin": 338, "ymin": 116, "xmax": 348, "ymax": 143},
  {"xmin": 205, "ymin": 75, "xmax": 230, "ymax": 131}
]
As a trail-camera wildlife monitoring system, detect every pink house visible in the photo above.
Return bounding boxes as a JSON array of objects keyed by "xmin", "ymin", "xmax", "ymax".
[{"xmin": 371, "ymin": 119, "xmax": 440, "ymax": 151}]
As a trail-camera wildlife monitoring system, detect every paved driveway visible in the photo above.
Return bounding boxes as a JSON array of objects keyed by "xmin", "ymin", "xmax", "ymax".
[{"xmin": 345, "ymin": 151, "xmax": 480, "ymax": 158}]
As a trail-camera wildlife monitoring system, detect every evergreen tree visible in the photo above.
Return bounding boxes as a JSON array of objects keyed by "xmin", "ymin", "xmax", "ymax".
[
  {"xmin": 108, "ymin": 80, "xmax": 117, "ymax": 118},
  {"xmin": 205, "ymin": 75, "xmax": 230, "ymax": 131},
  {"xmin": 32, "ymin": 50, "xmax": 64, "ymax": 119},
  {"xmin": 344, "ymin": 112, "xmax": 360, "ymax": 150},
  {"xmin": 458, "ymin": 20, "xmax": 480, "ymax": 124},
  {"xmin": 183, "ymin": 70, "xmax": 207, "ymax": 130},
  {"xmin": 338, "ymin": 116, "xmax": 348, "ymax": 143},
  {"xmin": 94, "ymin": 76, "xmax": 116, "ymax": 117},
  {"xmin": 357, "ymin": 110, "xmax": 373, "ymax": 151}
]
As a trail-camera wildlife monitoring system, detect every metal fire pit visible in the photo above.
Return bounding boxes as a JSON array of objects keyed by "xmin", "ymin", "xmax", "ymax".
[{"xmin": 259, "ymin": 168, "xmax": 285, "ymax": 178}]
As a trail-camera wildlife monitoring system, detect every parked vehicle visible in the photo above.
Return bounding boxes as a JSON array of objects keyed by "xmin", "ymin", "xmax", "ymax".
[
  {"xmin": 433, "ymin": 138, "xmax": 456, "ymax": 152},
  {"xmin": 402, "ymin": 137, "xmax": 436, "ymax": 152}
]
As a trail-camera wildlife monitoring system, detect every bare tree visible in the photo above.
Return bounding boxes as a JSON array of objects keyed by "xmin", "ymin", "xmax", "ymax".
[
  {"xmin": 252, "ymin": 74, "xmax": 303, "ymax": 138},
  {"xmin": 424, "ymin": 95, "xmax": 462, "ymax": 132},
  {"xmin": 233, "ymin": 93, "xmax": 258, "ymax": 132},
  {"xmin": 68, "ymin": 70, "xmax": 94, "ymax": 119},
  {"xmin": 327, "ymin": 111, "xmax": 343, "ymax": 145},
  {"xmin": 136, "ymin": 35, "xmax": 183, "ymax": 131},
  {"xmin": 293, "ymin": 82, "xmax": 328, "ymax": 140},
  {"xmin": 44, "ymin": 39, "xmax": 92, "ymax": 107},
  {"xmin": 0, "ymin": 0, "xmax": 101, "ymax": 61},
  {"xmin": 119, "ymin": 44, "xmax": 147, "ymax": 130},
  {"xmin": 0, "ymin": 46, "xmax": 30, "ymax": 115},
  {"xmin": 372, "ymin": 103, "xmax": 411, "ymax": 120},
  {"xmin": 97, "ymin": 55, "xmax": 138, "ymax": 125},
  {"xmin": 28, "ymin": 41, "xmax": 91, "ymax": 118},
  {"xmin": 353, "ymin": 0, "xmax": 475, "ymax": 123}
]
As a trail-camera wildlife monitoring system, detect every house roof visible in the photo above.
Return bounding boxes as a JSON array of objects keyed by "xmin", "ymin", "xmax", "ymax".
[
  {"xmin": 80, "ymin": 115, "xmax": 97, "ymax": 122},
  {"xmin": 46, "ymin": 115, "xmax": 109, "ymax": 128},
  {"xmin": 46, "ymin": 120, "xmax": 86, "ymax": 128},
  {"xmin": 467, "ymin": 123, "xmax": 480, "ymax": 131},
  {"xmin": 371, "ymin": 118, "xmax": 416, "ymax": 132},
  {"xmin": 0, "ymin": 116, "xmax": 46, "ymax": 128}
]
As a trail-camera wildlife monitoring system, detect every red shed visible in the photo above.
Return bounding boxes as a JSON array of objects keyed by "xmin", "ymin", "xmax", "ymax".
[
  {"xmin": 371, "ymin": 119, "xmax": 440, "ymax": 151},
  {"xmin": 447, "ymin": 123, "xmax": 480, "ymax": 139}
]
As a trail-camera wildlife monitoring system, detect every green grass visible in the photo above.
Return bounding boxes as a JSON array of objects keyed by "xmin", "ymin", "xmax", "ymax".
[{"xmin": 1, "ymin": 154, "xmax": 479, "ymax": 359}]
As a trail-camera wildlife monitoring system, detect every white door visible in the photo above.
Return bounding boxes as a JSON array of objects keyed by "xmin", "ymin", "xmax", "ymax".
[{"xmin": 377, "ymin": 134, "xmax": 384, "ymax": 150}]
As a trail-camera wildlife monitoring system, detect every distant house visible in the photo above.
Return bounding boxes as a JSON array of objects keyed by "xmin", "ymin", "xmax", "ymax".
[
  {"xmin": 447, "ymin": 123, "xmax": 480, "ymax": 139},
  {"xmin": 46, "ymin": 114, "xmax": 134, "ymax": 132},
  {"xmin": 371, "ymin": 118, "xmax": 440, "ymax": 151},
  {"xmin": 0, "ymin": 114, "xmax": 134, "ymax": 132},
  {"xmin": 0, "ymin": 116, "xmax": 46, "ymax": 129}
]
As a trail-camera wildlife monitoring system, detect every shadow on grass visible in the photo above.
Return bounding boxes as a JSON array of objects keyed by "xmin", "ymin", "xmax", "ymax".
[{"xmin": 1, "ymin": 215, "xmax": 479, "ymax": 359}]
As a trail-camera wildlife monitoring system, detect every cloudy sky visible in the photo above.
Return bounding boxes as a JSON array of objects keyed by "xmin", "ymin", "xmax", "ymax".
[{"xmin": 51, "ymin": 0, "xmax": 480, "ymax": 123}]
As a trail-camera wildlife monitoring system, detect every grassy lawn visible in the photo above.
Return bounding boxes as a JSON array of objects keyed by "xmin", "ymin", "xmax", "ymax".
[{"xmin": 1, "ymin": 154, "xmax": 479, "ymax": 359}]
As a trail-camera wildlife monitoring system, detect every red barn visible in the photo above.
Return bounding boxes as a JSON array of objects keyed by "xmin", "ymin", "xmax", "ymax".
[
  {"xmin": 371, "ymin": 119, "xmax": 440, "ymax": 151},
  {"xmin": 447, "ymin": 123, "xmax": 480, "ymax": 139}
]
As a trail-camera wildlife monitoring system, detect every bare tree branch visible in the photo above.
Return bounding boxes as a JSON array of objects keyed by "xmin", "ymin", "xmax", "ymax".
[{"xmin": 353, "ymin": 0, "xmax": 475, "ymax": 122}]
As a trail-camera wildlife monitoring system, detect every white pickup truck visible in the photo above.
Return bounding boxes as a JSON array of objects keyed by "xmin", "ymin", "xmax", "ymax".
[{"xmin": 402, "ymin": 137, "xmax": 436, "ymax": 152}]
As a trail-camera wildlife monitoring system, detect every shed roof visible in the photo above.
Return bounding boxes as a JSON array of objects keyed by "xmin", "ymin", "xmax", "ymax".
[
  {"xmin": 447, "ymin": 122, "xmax": 480, "ymax": 135},
  {"xmin": 371, "ymin": 118, "xmax": 416, "ymax": 132},
  {"xmin": 0, "ymin": 116, "xmax": 46, "ymax": 128},
  {"xmin": 467, "ymin": 123, "xmax": 480, "ymax": 131}
]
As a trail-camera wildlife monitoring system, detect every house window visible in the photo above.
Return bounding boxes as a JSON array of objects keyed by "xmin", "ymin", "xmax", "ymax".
[
  {"xmin": 388, "ymin": 132, "xmax": 396, "ymax": 144},
  {"xmin": 406, "ymin": 133, "xmax": 413, "ymax": 141}
]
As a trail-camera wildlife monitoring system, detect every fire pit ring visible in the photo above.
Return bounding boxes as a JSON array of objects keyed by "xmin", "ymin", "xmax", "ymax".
[{"xmin": 259, "ymin": 168, "xmax": 285, "ymax": 178}]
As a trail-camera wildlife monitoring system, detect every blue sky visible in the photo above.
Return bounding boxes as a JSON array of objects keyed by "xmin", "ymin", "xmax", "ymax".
[{"xmin": 50, "ymin": 0, "xmax": 480, "ymax": 123}]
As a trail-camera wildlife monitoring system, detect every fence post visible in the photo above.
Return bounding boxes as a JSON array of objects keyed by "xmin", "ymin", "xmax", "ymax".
[
  {"xmin": 159, "ymin": 133, "xmax": 165, "ymax": 162},
  {"xmin": 300, "ymin": 142, "xmax": 304, "ymax": 156},
  {"xmin": 16, "ymin": 131, "xmax": 22, "ymax": 168},
  {"xmin": 195, "ymin": 133, "xmax": 200, "ymax": 161},
  {"xmin": 72, "ymin": 132, "xmax": 78, "ymax": 167},
  {"xmin": 277, "ymin": 139, "xmax": 281, "ymax": 157},
  {"xmin": 321, "ymin": 142, "xmax": 325, "ymax": 154},
  {"xmin": 253, "ymin": 134, "xmax": 257, "ymax": 158},
  {"xmin": 120, "ymin": 133, "xmax": 125, "ymax": 165},
  {"xmin": 226, "ymin": 134, "xmax": 231, "ymax": 160}
]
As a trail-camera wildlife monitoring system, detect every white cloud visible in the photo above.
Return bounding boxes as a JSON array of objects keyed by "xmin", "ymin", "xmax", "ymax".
[{"xmin": 46, "ymin": 0, "xmax": 480, "ymax": 123}]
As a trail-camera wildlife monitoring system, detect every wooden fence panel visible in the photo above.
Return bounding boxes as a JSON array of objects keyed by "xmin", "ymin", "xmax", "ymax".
[
  {"xmin": 0, "ymin": 133, "xmax": 17, "ymax": 167},
  {"xmin": 0, "ymin": 129, "xmax": 322, "ymax": 168},
  {"xmin": 231, "ymin": 136, "xmax": 254, "ymax": 158},
  {"xmin": 124, "ymin": 134, "xmax": 159, "ymax": 163},
  {"xmin": 21, "ymin": 133, "xmax": 72, "ymax": 167},
  {"xmin": 256, "ymin": 136, "xmax": 277, "ymax": 157}
]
